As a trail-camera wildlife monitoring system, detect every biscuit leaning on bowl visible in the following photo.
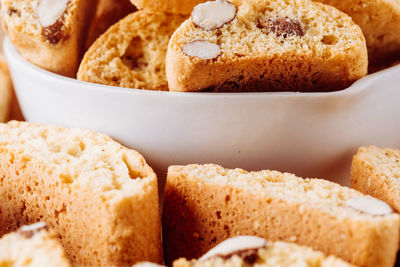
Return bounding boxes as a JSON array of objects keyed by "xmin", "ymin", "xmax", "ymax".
[
  {"xmin": 1, "ymin": 0, "xmax": 97, "ymax": 77},
  {"xmin": 163, "ymin": 164, "xmax": 400, "ymax": 267},
  {"xmin": 351, "ymin": 146, "xmax": 400, "ymax": 213},
  {"xmin": 77, "ymin": 11, "xmax": 187, "ymax": 90},
  {"xmin": 0, "ymin": 222, "xmax": 71, "ymax": 267},
  {"xmin": 0, "ymin": 121, "xmax": 162, "ymax": 266},
  {"xmin": 129, "ymin": 0, "xmax": 207, "ymax": 14},
  {"xmin": 85, "ymin": 0, "xmax": 137, "ymax": 49},
  {"xmin": 173, "ymin": 236, "xmax": 355, "ymax": 267},
  {"xmin": 0, "ymin": 56, "xmax": 11, "ymax": 122},
  {"xmin": 166, "ymin": 0, "xmax": 368, "ymax": 92},
  {"xmin": 314, "ymin": 0, "xmax": 400, "ymax": 67}
]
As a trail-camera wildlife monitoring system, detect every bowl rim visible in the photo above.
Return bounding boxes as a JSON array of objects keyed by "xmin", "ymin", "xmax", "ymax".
[{"xmin": 4, "ymin": 37, "xmax": 399, "ymax": 98}]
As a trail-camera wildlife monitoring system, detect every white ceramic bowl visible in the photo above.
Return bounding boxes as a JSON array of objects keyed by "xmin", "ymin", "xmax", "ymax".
[{"xmin": 4, "ymin": 37, "xmax": 400, "ymax": 186}]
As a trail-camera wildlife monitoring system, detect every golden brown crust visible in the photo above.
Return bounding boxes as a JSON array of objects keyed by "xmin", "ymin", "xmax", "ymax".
[
  {"xmin": 315, "ymin": 0, "xmax": 400, "ymax": 67},
  {"xmin": 130, "ymin": 0, "xmax": 207, "ymax": 14},
  {"xmin": 166, "ymin": 0, "xmax": 368, "ymax": 92},
  {"xmin": 1, "ymin": 0, "xmax": 98, "ymax": 77},
  {"xmin": 163, "ymin": 164, "xmax": 399, "ymax": 267},
  {"xmin": 0, "ymin": 121, "xmax": 162, "ymax": 266}
]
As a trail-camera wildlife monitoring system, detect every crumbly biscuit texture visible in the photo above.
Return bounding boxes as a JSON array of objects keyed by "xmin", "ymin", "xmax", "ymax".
[
  {"xmin": 166, "ymin": 0, "xmax": 367, "ymax": 92},
  {"xmin": 130, "ymin": 0, "xmax": 207, "ymax": 14},
  {"xmin": 78, "ymin": 11, "xmax": 187, "ymax": 90},
  {"xmin": 163, "ymin": 164, "xmax": 399, "ymax": 267},
  {"xmin": 1, "ymin": 0, "xmax": 97, "ymax": 77},
  {"xmin": 0, "ymin": 223, "xmax": 71, "ymax": 267},
  {"xmin": 0, "ymin": 121, "xmax": 162, "ymax": 266},
  {"xmin": 351, "ymin": 146, "xmax": 400, "ymax": 213},
  {"xmin": 173, "ymin": 237, "xmax": 355, "ymax": 267},
  {"xmin": 0, "ymin": 56, "xmax": 11, "ymax": 122},
  {"xmin": 314, "ymin": 0, "xmax": 400, "ymax": 67}
]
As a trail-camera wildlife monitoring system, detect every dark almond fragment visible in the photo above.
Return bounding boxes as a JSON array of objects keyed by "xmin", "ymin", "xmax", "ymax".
[
  {"xmin": 259, "ymin": 16, "xmax": 305, "ymax": 38},
  {"xmin": 192, "ymin": 0, "xmax": 236, "ymax": 31}
]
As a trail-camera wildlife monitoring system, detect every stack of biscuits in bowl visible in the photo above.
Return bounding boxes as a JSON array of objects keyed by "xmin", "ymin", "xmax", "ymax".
[
  {"xmin": 2, "ymin": 0, "xmax": 400, "ymax": 92},
  {"xmin": 1, "ymin": 0, "xmax": 400, "ymax": 266}
]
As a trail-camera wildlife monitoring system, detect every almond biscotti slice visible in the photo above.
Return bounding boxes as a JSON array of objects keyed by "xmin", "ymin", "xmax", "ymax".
[
  {"xmin": 166, "ymin": 0, "xmax": 368, "ymax": 92},
  {"xmin": 77, "ymin": 11, "xmax": 187, "ymax": 90},
  {"xmin": 85, "ymin": 0, "xmax": 137, "ymax": 49},
  {"xmin": 173, "ymin": 236, "xmax": 354, "ymax": 267},
  {"xmin": 0, "ymin": 222, "xmax": 71, "ymax": 267},
  {"xmin": 1, "ymin": 0, "xmax": 97, "ymax": 77},
  {"xmin": 0, "ymin": 121, "xmax": 162, "ymax": 266},
  {"xmin": 351, "ymin": 146, "xmax": 400, "ymax": 213},
  {"xmin": 163, "ymin": 164, "xmax": 399, "ymax": 267},
  {"xmin": 130, "ymin": 0, "xmax": 207, "ymax": 14},
  {"xmin": 314, "ymin": 0, "xmax": 400, "ymax": 67}
]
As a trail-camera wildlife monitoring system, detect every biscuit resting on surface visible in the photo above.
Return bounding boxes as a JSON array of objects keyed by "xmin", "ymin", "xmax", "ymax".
[
  {"xmin": 173, "ymin": 236, "xmax": 355, "ymax": 267},
  {"xmin": 0, "ymin": 121, "xmax": 162, "ymax": 266},
  {"xmin": 351, "ymin": 146, "xmax": 400, "ymax": 213},
  {"xmin": 0, "ymin": 222, "xmax": 71, "ymax": 267},
  {"xmin": 163, "ymin": 164, "xmax": 399, "ymax": 267},
  {"xmin": 1, "ymin": 0, "xmax": 97, "ymax": 77},
  {"xmin": 78, "ymin": 11, "xmax": 187, "ymax": 90},
  {"xmin": 314, "ymin": 0, "xmax": 400, "ymax": 67},
  {"xmin": 166, "ymin": 0, "xmax": 368, "ymax": 92}
]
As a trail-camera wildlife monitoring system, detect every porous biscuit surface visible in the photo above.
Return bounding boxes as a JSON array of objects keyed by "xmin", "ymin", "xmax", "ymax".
[
  {"xmin": 78, "ymin": 11, "xmax": 187, "ymax": 90},
  {"xmin": 0, "ymin": 224, "xmax": 71, "ymax": 267},
  {"xmin": 166, "ymin": 0, "xmax": 367, "ymax": 92},
  {"xmin": 163, "ymin": 164, "xmax": 400, "ymax": 267},
  {"xmin": 351, "ymin": 146, "xmax": 400, "ymax": 212},
  {"xmin": 0, "ymin": 121, "xmax": 162, "ymax": 266},
  {"xmin": 315, "ymin": 0, "xmax": 400, "ymax": 66},
  {"xmin": 174, "ymin": 240, "xmax": 355, "ymax": 267}
]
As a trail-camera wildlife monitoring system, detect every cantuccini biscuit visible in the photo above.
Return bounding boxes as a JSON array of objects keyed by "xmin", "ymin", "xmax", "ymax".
[
  {"xmin": 166, "ymin": 0, "xmax": 368, "ymax": 92},
  {"xmin": 173, "ymin": 236, "xmax": 355, "ymax": 267},
  {"xmin": 351, "ymin": 146, "xmax": 400, "ymax": 213},
  {"xmin": 163, "ymin": 164, "xmax": 399, "ymax": 267},
  {"xmin": 78, "ymin": 11, "xmax": 187, "ymax": 90},
  {"xmin": 1, "ymin": 0, "xmax": 97, "ymax": 77},
  {"xmin": 0, "ymin": 121, "xmax": 162, "ymax": 266},
  {"xmin": 314, "ymin": 0, "xmax": 400, "ymax": 67}
]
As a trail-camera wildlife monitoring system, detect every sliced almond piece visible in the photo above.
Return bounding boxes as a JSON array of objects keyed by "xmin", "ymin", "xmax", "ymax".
[
  {"xmin": 183, "ymin": 40, "xmax": 221, "ymax": 60},
  {"xmin": 191, "ymin": 0, "xmax": 236, "ymax": 31},
  {"xmin": 199, "ymin": 236, "xmax": 267, "ymax": 261},
  {"xmin": 346, "ymin": 196, "xmax": 393, "ymax": 216},
  {"xmin": 36, "ymin": 0, "xmax": 69, "ymax": 27}
]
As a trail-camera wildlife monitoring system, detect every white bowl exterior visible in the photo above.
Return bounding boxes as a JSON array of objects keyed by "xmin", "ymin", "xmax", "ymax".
[{"xmin": 4, "ymin": 37, "xmax": 400, "ymax": 185}]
